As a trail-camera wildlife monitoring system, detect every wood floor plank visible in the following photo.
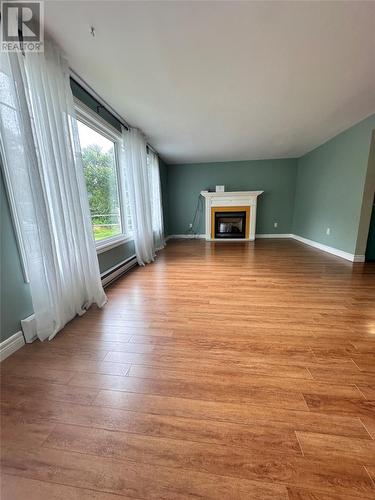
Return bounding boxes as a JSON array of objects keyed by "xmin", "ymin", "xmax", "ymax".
[
  {"xmin": 360, "ymin": 417, "xmax": 375, "ymax": 439},
  {"xmin": 308, "ymin": 366, "xmax": 374, "ymax": 386},
  {"xmin": 357, "ymin": 385, "xmax": 375, "ymax": 400},
  {"xmin": 4, "ymin": 355, "xmax": 131, "ymax": 377},
  {"xmin": 296, "ymin": 432, "xmax": 375, "ymax": 465},
  {"xmin": 365, "ymin": 466, "xmax": 375, "ymax": 484},
  {"xmin": 103, "ymin": 343, "xmax": 315, "ymax": 380},
  {"xmin": 42, "ymin": 423, "xmax": 375, "ymax": 496},
  {"xmin": 349, "ymin": 354, "xmax": 375, "ymax": 374},
  {"xmin": 303, "ymin": 394, "xmax": 375, "ymax": 418},
  {"xmin": 286, "ymin": 486, "xmax": 367, "ymax": 499},
  {"xmin": 0, "ymin": 362, "xmax": 74, "ymax": 384},
  {"xmin": 67, "ymin": 371, "xmax": 309, "ymax": 410},
  {"xmin": 128, "ymin": 365, "xmax": 364, "ymax": 398},
  {"xmin": 93, "ymin": 390, "xmax": 370, "ymax": 438},
  {"xmin": 1, "ymin": 475, "xmax": 138, "ymax": 500},
  {"xmin": 0, "ymin": 398, "xmax": 301, "ymax": 453},
  {"xmin": 0, "ymin": 376, "xmax": 99, "ymax": 405},
  {"xmin": 0, "ymin": 416, "xmax": 55, "ymax": 449},
  {"xmin": 1, "ymin": 446, "xmax": 288, "ymax": 500},
  {"xmin": 104, "ymin": 348, "xmax": 321, "ymax": 369}
]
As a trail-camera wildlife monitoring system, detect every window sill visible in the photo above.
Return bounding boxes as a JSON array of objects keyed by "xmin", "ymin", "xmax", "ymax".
[{"xmin": 96, "ymin": 235, "xmax": 133, "ymax": 254}]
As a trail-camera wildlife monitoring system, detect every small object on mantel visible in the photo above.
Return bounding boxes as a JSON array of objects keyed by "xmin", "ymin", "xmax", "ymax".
[{"xmin": 216, "ymin": 185, "xmax": 225, "ymax": 192}]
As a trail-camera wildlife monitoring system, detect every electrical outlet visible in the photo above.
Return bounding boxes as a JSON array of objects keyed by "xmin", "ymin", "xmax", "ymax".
[
  {"xmin": 326, "ymin": 227, "xmax": 330, "ymax": 236},
  {"xmin": 274, "ymin": 222, "xmax": 278, "ymax": 228},
  {"xmin": 188, "ymin": 223, "xmax": 193, "ymax": 229}
]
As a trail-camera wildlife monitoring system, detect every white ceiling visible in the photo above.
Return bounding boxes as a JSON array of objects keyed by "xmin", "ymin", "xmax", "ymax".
[{"xmin": 45, "ymin": 1, "xmax": 375, "ymax": 164}]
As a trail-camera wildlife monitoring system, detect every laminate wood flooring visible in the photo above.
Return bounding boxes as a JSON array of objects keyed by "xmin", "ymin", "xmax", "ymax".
[{"xmin": 1, "ymin": 239, "xmax": 375, "ymax": 499}]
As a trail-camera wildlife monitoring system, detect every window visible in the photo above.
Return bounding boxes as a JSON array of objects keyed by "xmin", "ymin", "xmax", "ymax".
[{"xmin": 75, "ymin": 103, "xmax": 132, "ymax": 250}]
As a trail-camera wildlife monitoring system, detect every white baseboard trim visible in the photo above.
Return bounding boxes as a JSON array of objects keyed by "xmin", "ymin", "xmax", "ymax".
[
  {"xmin": 290, "ymin": 234, "xmax": 365, "ymax": 262},
  {"xmin": 167, "ymin": 232, "xmax": 365, "ymax": 262},
  {"xmin": 166, "ymin": 234, "xmax": 206, "ymax": 240},
  {"xmin": 101, "ymin": 255, "xmax": 138, "ymax": 287},
  {"xmin": 0, "ymin": 331, "xmax": 25, "ymax": 362},
  {"xmin": 21, "ymin": 314, "xmax": 37, "ymax": 343},
  {"xmin": 256, "ymin": 234, "xmax": 293, "ymax": 238},
  {"xmin": 352, "ymin": 255, "xmax": 366, "ymax": 263}
]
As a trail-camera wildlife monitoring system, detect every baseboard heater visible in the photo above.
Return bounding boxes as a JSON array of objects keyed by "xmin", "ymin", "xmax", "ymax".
[{"xmin": 101, "ymin": 255, "xmax": 138, "ymax": 287}]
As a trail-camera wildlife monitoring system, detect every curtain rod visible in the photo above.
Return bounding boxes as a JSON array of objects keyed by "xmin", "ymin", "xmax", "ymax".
[
  {"xmin": 69, "ymin": 68, "xmax": 130, "ymax": 131},
  {"xmin": 69, "ymin": 69, "xmax": 159, "ymax": 156},
  {"xmin": 70, "ymin": 69, "xmax": 159, "ymax": 156}
]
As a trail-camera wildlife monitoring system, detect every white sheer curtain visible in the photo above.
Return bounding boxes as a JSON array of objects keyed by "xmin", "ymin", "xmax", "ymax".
[
  {"xmin": 0, "ymin": 42, "xmax": 106, "ymax": 341},
  {"xmin": 121, "ymin": 127, "xmax": 155, "ymax": 265},
  {"xmin": 148, "ymin": 149, "xmax": 165, "ymax": 251}
]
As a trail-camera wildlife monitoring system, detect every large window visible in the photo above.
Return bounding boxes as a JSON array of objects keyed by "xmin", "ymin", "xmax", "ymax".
[{"xmin": 76, "ymin": 104, "xmax": 131, "ymax": 249}]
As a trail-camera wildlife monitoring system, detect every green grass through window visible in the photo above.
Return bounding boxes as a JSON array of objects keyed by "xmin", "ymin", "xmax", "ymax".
[{"xmin": 93, "ymin": 225, "xmax": 121, "ymax": 241}]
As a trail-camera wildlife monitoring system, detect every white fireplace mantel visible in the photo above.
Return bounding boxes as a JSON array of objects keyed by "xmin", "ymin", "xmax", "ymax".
[{"xmin": 200, "ymin": 190, "xmax": 263, "ymax": 241}]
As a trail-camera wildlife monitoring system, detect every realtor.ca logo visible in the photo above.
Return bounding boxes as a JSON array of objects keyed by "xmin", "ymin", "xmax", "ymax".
[{"xmin": 1, "ymin": 1, "xmax": 44, "ymax": 52}]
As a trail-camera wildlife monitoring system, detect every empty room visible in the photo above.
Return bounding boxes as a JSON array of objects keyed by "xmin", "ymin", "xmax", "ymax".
[{"xmin": 1, "ymin": 1, "xmax": 375, "ymax": 499}]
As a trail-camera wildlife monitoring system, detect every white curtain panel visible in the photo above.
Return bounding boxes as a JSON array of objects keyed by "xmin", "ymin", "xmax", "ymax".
[
  {"xmin": 148, "ymin": 149, "xmax": 165, "ymax": 251},
  {"xmin": 121, "ymin": 127, "xmax": 155, "ymax": 265},
  {"xmin": 0, "ymin": 43, "xmax": 106, "ymax": 341}
]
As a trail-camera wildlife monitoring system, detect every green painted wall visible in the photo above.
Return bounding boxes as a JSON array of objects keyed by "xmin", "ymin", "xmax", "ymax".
[
  {"xmin": 0, "ymin": 167, "xmax": 34, "ymax": 341},
  {"xmin": 293, "ymin": 114, "xmax": 375, "ymax": 255},
  {"xmin": 159, "ymin": 158, "xmax": 169, "ymax": 236},
  {"xmin": 166, "ymin": 159, "xmax": 298, "ymax": 235}
]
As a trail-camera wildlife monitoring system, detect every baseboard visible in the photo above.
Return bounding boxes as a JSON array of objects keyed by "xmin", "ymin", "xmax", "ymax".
[
  {"xmin": 167, "ymin": 232, "xmax": 365, "ymax": 262},
  {"xmin": 291, "ymin": 234, "xmax": 364, "ymax": 262},
  {"xmin": 101, "ymin": 255, "xmax": 138, "ymax": 287},
  {"xmin": 256, "ymin": 234, "xmax": 293, "ymax": 238},
  {"xmin": 166, "ymin": 234, "xmax": 206, "ymax": 240},
  {"xmin": 21, "ymin": 314, "xmax": 37, "ymax": 343},
  {"xmin": 0, "ymin": 331, "xmax": 25, "ymax": 362}
]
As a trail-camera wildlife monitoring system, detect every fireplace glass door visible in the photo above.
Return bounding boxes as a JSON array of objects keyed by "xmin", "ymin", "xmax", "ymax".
[{"xmin": 214, "ymin": 211, "xmax": 246, "ymax": 238}]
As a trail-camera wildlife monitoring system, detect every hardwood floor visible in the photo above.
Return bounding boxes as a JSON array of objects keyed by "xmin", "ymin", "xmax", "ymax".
[{"xmin": 1, "ymin": 239, "xmax": 375, "ymax": 499}]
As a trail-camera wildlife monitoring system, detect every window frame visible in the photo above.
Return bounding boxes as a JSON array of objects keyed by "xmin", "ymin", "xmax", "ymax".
[{"xmin": 74, "ymin": 99, "xmax": 132, "ymax": 253}]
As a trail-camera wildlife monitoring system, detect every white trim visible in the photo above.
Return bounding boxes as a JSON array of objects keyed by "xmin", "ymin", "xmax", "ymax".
[
  {"xmin": 96, "ymin": 235, "xmax": 133, "ymax": 254},
  {"xmin": 352, "ymin": 255, "xmax": 366, "ymax": 263},
  {"xmin": 201, "ymin": 190, "xmax": 264, "ymax": 198},
  {"xmin": 0, "ymin": 331, "xmax": 25, "ymax": 362},
  {"xmin": 290, "ymin": 234, "xmax": 363, "ymax": 262},
  {"xmin": 75, "ymin": 99, "xmax": 133, "ymax": 248},
  {"xmin": 200, "ymin": 190, "xmax": 263, "ymax": 241},
  {"xmin": 166, "ymin": 234, "xmax": 206, "ymax": 240},
  {"xmin": 256, "ymin": 234, "xmax": 293, "ymax": 238},
  {"xmin": 74, "ymin": 98, "xmax": 121, "ymax": 140},
  {"xmin": 101, "ymin": 255, "xmax": 138, "ymax": 287},
  {"xmin": 21, "ymin": 314, "xmax": 37, "ymax": 343},
  {"xmin": 167, "ymin": 232, "xmax": 365, "ymax": 262}
]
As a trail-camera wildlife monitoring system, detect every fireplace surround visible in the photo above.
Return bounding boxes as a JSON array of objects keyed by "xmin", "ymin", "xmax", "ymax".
[{"xmin": 200, "ymin": 190, "xmax": 263, "ymax": 241}]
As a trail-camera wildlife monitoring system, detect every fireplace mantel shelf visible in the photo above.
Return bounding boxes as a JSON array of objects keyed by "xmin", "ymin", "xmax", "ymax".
[
  {"xmin": 200, "ymin": 190, "xmax": 263, "ymax": 199},
  {"xmin": 200, "ymin": 190, "xmax": 264, "ymax": 241}
]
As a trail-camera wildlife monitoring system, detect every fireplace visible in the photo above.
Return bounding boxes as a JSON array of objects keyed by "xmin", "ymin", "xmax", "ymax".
[
  {"xmin": 201, "ymin": 191, "xmax": 263, "ymax": 241},
  {"xmin": 214, "ymin": 211, "xmax": 246, "ymax": 238}
]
